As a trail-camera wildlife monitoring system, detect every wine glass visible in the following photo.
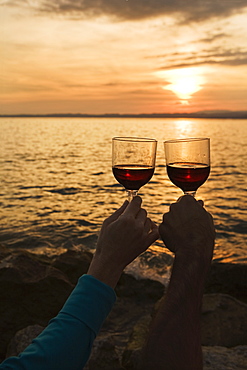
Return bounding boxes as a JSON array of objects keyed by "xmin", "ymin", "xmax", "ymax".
[
  {"xmin": 164, "ymin": 137, "xmax": 210, "ymax": 197},
  {"xmin": 112, "ymin": 136, "xmax": 157, "ymax": 201}
]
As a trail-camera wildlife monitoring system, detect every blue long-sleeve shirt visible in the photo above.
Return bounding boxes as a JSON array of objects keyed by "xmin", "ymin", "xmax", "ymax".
[{"xmin": 0, "ymin": 274, "xmax": 116, "ymax": 370}]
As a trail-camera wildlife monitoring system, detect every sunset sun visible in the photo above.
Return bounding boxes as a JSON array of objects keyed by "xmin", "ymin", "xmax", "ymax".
[{"xmin": 155, "ymin": 67, "xmax": 205, "ymax": 104}]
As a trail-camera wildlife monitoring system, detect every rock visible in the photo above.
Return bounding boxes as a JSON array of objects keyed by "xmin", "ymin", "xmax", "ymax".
[
  {"xmin": 52, "ymin": 249, "xmax": 93, "ymax": 285},
  {"xmin": 205, "ymin": 262, "xmax": 247, "ymax": 303},
  {"xmin": 1, "ymin": 247, "xmax": 247, "ymax": 368},
  {"xmin": 201, "ymin": 294, "xmax": 247, "ymax": 347},
  {"xmin": 6, "ymin": 325, "xmax": 44, "ymax": 357},
  {"xmin": 84, "ymin": 336, "xmax": 123, "ymax": 370},
  {"xmin": 121, "ymin": 294, "xmax": 247, "ymax": 369},
  {"xmin": 86, "ymin": 272, "xmax": 162, "ymax": 370},
  {"xmin": 122, "ymin": 314, "xmax": 151, "ymax": 370},
  {"xmin": 0, "ymin": 245, "xmax": 10, "ymax": 260},
  {"xmin": 202, "ymin": 345, "xmax": 247, "ymax": 370},
  {"xmin": 0, "ymin": 251, "xmax": 73, "ymax": 362},
  {"xmin": 116, "ymin": 273, "xmax": 165, "ymax": 302}
]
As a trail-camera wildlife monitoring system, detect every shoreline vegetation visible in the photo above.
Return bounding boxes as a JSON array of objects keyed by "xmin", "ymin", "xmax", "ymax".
[{"xmin": 1, "ymin": 110, "xmax": 247, "ymax": 119}]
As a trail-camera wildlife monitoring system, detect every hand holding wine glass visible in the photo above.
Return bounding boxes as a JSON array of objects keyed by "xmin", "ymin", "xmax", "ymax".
[
  {"xmin": 112, "ymin": 137, "xmax": 157, "ymax": 201},
  {"xmin": 164, "ymin": 137, "xmax": 210, "ymax": 197}
]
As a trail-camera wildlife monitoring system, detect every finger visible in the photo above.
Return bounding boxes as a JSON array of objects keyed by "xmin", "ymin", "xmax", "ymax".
[
  {"xmin": 207, "ymin": 212, "xmax": 215, "ymax": 231},
  {"xmin": 177, "ymin": 195, "xmax": 197, "ymax": 204},
  {"xmin": 197, "ymin": 199, "xmax": 204, "ymax": 207},
  {"xmin": 146, "ymin": 223, "xmax": 159, "ymax": 245},
  {"xmin": 150, "ymin": 220, "xmax": 159, "ymax": 234},
  {"xmin": 105, "ymin": 200, "xmax": 129, "ymax": 224},
  {"xmin": 162, "ymin": 210, "xmax": 170, "ymax": 223},
  {"xmin": 175, "ymin": 195, "xmax": 189, "ymax": 203},
  {"xmin": 136, "ymin": 208, "xmax": 147, "ymax": 223},
  {"xmin": 169, "ymin": 202, "xmax": 177, "ymax": 212},
  {"xmin": 168, "ymin": 202, "xmax": 183, "ymax": 222},
  {"xmin": 172, "ymin": 195, "xmax": 200, "ymax": 215},
  {"xmin": 144, "ymin": 217, "xmax": 151, "ymax": 233},
  {"xmin": 123, "ymin": 195, "xmax": 142, "ymax": 217},
  {"xmin": 146, "ymin": 219, "xmax": 159, "ymax": 234}
]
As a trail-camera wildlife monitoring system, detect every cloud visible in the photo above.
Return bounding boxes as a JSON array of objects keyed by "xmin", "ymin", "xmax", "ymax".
[
  {"xmin": 2, "ymin": 0, "xmax": 247, "ymax": 22},
  {"xmin": 199, "ymin": 33, "xmax": 229, "ymax": 43},
  {"xmin": 153, "ymin": 43, "xmax": 247, "ymax": 70},
  {"xmin": 160, "ymin": 55, "xmax": 247, "ymax": 70}
]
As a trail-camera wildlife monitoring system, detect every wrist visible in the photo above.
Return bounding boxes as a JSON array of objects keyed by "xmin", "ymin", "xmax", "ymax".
[
  {"xmin": 87, "ymin": 252, "xmax": 124, "ymax": 289},
  {"xmin": 173, "ymin": 249, "xmax": 212, "ymax": 284},
  {"xmin": 175, "ymin": 240, "xmax": 213, "ymax": 269}
]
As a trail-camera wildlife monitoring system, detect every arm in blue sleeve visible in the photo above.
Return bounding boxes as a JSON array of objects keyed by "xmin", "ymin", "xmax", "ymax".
[{"xmin": 0, "ymin": 274, "xmax": 116, "ymax": 370}]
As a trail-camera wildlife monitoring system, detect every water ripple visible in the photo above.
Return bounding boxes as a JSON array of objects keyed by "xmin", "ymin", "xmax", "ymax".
[{"xmin": 46, "ymin": 187, "xmax": 82, "ymax": 195}]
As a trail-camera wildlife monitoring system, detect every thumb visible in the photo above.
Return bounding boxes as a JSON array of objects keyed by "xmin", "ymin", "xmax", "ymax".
[{"xmin": 104, "ymin": 200, "xmax": 129, "ymax": 225}]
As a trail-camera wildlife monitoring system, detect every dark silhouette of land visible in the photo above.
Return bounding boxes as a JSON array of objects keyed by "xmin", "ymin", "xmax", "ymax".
[{"xmin": 1, "ymin": 110, "xmax": 247, "ymax": 119}]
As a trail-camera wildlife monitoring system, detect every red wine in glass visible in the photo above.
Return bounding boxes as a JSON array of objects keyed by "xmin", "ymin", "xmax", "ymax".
[
  {"xmin": 164, "ymin": 138, "xmax": 210, "ymax": 197},
  {"xmin": 112, "ymin": 137, "xmax": 157, "ymax": 200},
  {"xmin": 113, "ymin": 165, "xmax": 155, "ymax": 190},
  {"xmin": 167, "ymin": 162, "xmax": 210, "ymax": 193}
]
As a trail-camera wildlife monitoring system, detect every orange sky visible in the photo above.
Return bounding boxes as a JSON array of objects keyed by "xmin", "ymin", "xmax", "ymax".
[{"xmin": 1, "ymin": 0, "xmax": 247, "ymax": 115}]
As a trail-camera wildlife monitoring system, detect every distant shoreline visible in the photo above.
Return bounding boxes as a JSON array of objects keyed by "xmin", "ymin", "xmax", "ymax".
[{"xmin": 1, "ymin": 111, "xmax": 247, "ymax": 119}]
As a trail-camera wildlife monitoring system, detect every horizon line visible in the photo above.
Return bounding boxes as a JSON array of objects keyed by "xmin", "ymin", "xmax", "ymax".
[{"xmin": 1, "ymin": 110, "xmax": 247, "ymax": 119}]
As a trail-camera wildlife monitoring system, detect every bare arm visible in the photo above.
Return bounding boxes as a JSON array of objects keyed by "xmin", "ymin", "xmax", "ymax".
[
  {"xmin": 141, "ymin": 195, "xmax": 215, "ymax": 370},
  {"xmin": 88, "ymin": 196, "xmax": 159, "ymax": 288}
]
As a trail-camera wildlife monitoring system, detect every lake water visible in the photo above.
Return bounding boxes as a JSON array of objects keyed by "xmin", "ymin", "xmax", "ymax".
[{"xmin": 0, "ymin": 117, "xmax": 246, "ymax": 283}]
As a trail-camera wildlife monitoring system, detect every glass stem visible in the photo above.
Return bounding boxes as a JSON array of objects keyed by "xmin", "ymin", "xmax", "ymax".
[
  {"xmin": 184, "ymin": 191, "xmax": 196, "ymax": 197},
  {"xmin": 126, "ymin": 189, "xmax": 138, "ymax": 202}
]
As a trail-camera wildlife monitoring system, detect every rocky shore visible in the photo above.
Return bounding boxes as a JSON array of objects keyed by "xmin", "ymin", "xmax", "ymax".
[{"xmin": 0, "ymin": 245, "xmax": 246, "ymax": 369}]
